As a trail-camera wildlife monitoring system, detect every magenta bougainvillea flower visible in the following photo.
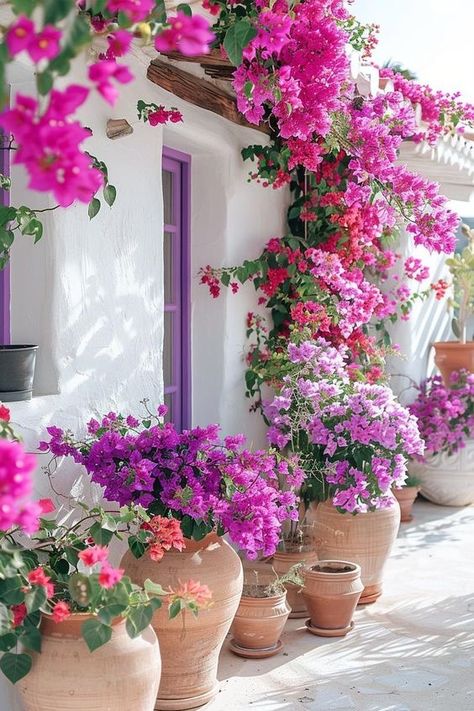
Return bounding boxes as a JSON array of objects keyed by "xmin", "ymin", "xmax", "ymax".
[{"xmin": 155, "ymin": 12, "xmax": 215, "ymax": 56}]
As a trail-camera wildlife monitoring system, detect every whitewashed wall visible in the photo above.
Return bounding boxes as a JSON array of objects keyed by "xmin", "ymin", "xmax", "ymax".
[{"xmin": 1, "ymin": 50, "xmax": 286, "ymax": 708}]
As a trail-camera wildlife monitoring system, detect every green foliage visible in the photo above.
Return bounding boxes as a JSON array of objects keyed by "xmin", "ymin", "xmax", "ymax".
[
  {"xmin": 0, "ymin": 652, "xmax": 32, "ymax": 684},
  {"xmin": 82, "ymin": 618, "xmax": 112, "ymax": 652},
  {"xmin": 224, "ymin": 20, "xmax": 258, "ymax": 66}
]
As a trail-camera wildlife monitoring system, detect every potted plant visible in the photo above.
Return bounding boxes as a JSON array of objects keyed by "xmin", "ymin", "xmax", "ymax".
[
  {"xmin": 433, "ymin": 223, "xmax": 474, "ymax": 383},
  {"xmin": 272, "ymin": 518, "xmax": 318, "ymax": 619},
  {"xmin": 265, "ymin": 336, "xmax": 424, "ymax": 604},
  {"xmin": 0, "ymin": 345, "xmax": 38, "ymax": 401},
  {"xmin": 408, "ymin": 370, "xmax": 474, "ymax": 506},
  {"xmin": 0, "ymin": 404, "xmax": 210, "ymax": 710},
  {"xmin": 392, "ymin": 474, "xmax": 421, "ymax": 522},
  {"xmin": 302, "ymin": 560, "xmax": 363, "ymax": 637},
  {"xmin": 41, "ymin": 404, "xmax": 303, "ymax": 711},
  {"xmin": 229, "ymin": 565, "xmax": 302, "ymax": 659}
]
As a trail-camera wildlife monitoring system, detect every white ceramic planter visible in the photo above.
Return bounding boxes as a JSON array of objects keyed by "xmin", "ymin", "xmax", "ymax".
[{"xmin": 409, "ymin": 441, "xmax": 474, "ymax": 506}]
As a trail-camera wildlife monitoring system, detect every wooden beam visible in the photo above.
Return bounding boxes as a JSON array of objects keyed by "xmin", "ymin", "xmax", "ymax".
[
  {"xmin": 147, "ymin": 59, "xmax": 270, "ymax": 135},
  {"xmin": 158, "ymin": 48, "xmax": 233, "ymax": 69}
]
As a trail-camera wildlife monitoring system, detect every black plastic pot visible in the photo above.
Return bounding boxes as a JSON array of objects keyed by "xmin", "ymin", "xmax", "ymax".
[{"xmin": 0, "ymin": 345, "xmax": 38, "ymax": 401}]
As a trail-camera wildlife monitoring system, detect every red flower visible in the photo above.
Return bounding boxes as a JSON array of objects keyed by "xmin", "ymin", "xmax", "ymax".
[
  {"xmin": 98, "ymin": 563, "xmax": 124, "ymax": 589},
  {"xmin": 28, "ymin": 566, "xmax": 55, "ymax": 598},
  {"xmin": 11, "ymin": 603, "xmax": 27, "ymax": 628},
  {"xmin": 52, "ymin": 601, "xmax": 71, "ymax": 623},
  {"xmin": 0, "ymin": 404, "xmax": 10, "ymax": 422},
  {"xmin": 38, "ymin": 498, "xmax": 55, "ymax": 514},
  {"xmin": 78, "ymin": 545, "xmax": 109, "ymax": 567},
  {"xmin": 145, "ymin": 516, "xmax": 185, "ymax": 562}
]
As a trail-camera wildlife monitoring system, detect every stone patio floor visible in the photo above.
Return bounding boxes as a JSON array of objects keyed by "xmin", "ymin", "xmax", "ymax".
[{"xmin": 209, "ymin": 500, "xmax": 474, "ymax": 711}]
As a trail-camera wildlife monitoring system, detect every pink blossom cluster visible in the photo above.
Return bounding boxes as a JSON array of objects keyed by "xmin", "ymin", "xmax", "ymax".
[
  {"xmin": 0, "ymin": 438, "xmax": 39, "ymax": 533},
  {"xmin": 265, "ymin": 338, "xmax": 424, "ymax": 512},
  {"xmin": 408, "ymin": 370, "xmax": 474, "ymax": 457}
]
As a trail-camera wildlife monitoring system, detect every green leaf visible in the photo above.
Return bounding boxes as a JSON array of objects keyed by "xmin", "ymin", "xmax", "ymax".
[
  {"xmin": 223, "ymin": 20, "xmax": 258, "ymax": 66},
  {"xmin": 0, "ymin": 633, "xmax": 17, "ymax": 652},
  {"xmin": 97, "ymin": 604, "xmax": 127, "ymax": 625},
  {"xmin": 82, "ymin": 619, "xmax": 112, "ymax": 652},
  {"xmin": 0, "ymin": 206, "xmax": 16, "ymax": 226},
  {"xmin": 168, "ymin": 599, "xmax": 183, "ymax": 620},
  {"xmin": 176, "ymin": 3, "xmax": 192, "ymax": 16},
  {"xmin": 89, "ymin": 522, "xmax": 113, "ymax": 545},
  {"xmin": 24, "ymin": 586, "xmax": 47, "ymax": 614},
  {"xmin": 43, "ymin": 0, "xmax": 73, "ymax": 24},
  {"xmin": 0, "ymin": 228, "xmax": 14, "ymax": 250},
  {"xmin": 103, "ymin": 184, "xmax": 116, "ymax": 207},
  {"xmin": 0, "ymin": 576, "xmax": 24, "ymax": 605},
  {"xmin": 10, "ymin": 0, "xmax": 35, "ymax": 16},
  {"xmin": 36, "ymin": 71, "xmax": 53, "ymax": 96},
  {"xmin": 128, "ymin": 535, "xmax": 146, "ymax": 560},
  {"xmin": 20, "ymin": 626, "xmax": 41, "ymax": 653},
  {"xmin": 0, "ymin": 652, "xmax": 32, "ymax": 684},
  {"xmin": 144, "ymin": 579, "xmax": 166, "ymax": 596},
  {"xmin": 68, "ymin": 573, "xmax": 91, "ymax": 608},
  {"xmin": 21, "ymin": 217, "xmax": 43, "ymax": 243},
  {"xmin": 88, "ymin": 198, "xmax": 101, "ymax": 220},
  {"xmin": 125, "ymin": 604, "xmax": 153, "ymax": 639}
]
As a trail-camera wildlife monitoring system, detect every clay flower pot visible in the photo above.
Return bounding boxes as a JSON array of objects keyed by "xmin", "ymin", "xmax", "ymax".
[
  {"xmin": 302, "ymin": 560, "xmax": 363, "ymax": 637},
  {"xmin": 18, "ymin": 614, "xmax": 161, "ymax": 711},
  {"xmin": 229, "ymin": 586, "xmax": 291, "ymax": 658},
  {"xmin": 122, "ymin": 532, "xmax": 243, "ymax": 710},
  {"xmin": 392, "ymin": 486, "xmax": 420, "ymax": 522},
  {"xmin": 272, "ymin": 549, "xmax": 318, "ymax": 618},
  {"xmin": 433, "ymin": 341, "xmax": 474, "ymax": 385},
  {"xmin": 313, "ymin": 498, "xmax": 400, "ymax": 604}
]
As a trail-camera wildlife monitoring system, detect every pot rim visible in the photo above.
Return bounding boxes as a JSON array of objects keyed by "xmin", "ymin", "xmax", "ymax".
[
  {"xmin": 239, "ymin": 590, "xmax": 288, "ymax": 606},
  {"xmin": 40, "ymin": 612, "xmax": 124, "ymax": 637},
  {"xmin": 433, "ymin": 341, "xmax": 474, "ymax": 349},
  {"xmin": 304, "ymin": 559, "xmax": 361, "ymax": 579},
  {"xmin": 0, "ymin": 344, "xmax": 38, "ymax": 351}
]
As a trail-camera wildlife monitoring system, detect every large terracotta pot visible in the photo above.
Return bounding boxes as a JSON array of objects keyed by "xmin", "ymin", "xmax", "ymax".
[
  {"xmin": 302, "ymin": 560, "xmax": 363, "ymax": 637},
  {"xmin": 122, "ymin": 533, "xmax": 243, "ymax": 710},
  {"xmin": 433, "ymin": 341, "xmax": 474, "ymax": 384},
  {"xmin": 230, "ymin": 588, "xmax": 290, "ymax": 658},
  {"xmin": 18, "ymin": 614, "xmax": 161, "ymax": 711},
  {"xmin": 313, "ymin": 498, "xmax": 400, "ymax": 604},
  {"xmin": 409, "ymin": 447, "xmax": 474, "ymax": 506},
  {"xmin": 392, "ymin": 486, "xmax": 420, "ymax": 522},
  {"xmin": 272, "ymin": 549, "xmax": 318, "ymax": 618}
]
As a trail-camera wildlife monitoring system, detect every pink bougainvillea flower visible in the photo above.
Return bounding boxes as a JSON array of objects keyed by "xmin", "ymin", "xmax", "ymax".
[
  {"xmin": 98, "ymin": 562, "xmax": 124, "ymax": 589},
  {"xmin": 46, "ymin": 85, "xmax": 89, "ymax": 119},
  {"xmin": 142, "ymin": 515, "xmax": 185, "ymax": 561},
  {"xmin": 28, "ymin": 26, "xmax": 62, "ymax": 63},
  {"xmin": 28, "ymin": 566, "xmax": 55, "ymax": 598},
  {"xmin": 107, "ymin": 29, "xmax": 132, "ymax": 58},
  {"xmin": 89, "ymin": 60, "xmax": 133, "ymax": 105},
  {"xmin": 38, "ymin": 498, "xmax": 55, "ymax": 514},
  {"xmin": 52, "ymin": 601, "xmax": 71, "ymax": 623},
  {"xmin": 155, "ymin": 13, "xmax": 214, "ymax": 57},
  {"xmin": 0, "ymin": 404, "xmax": 10, "ymax": 421},
  {"xmin": 78, "ymin": 544, "xmax": 109, "ymax": 566},
  {"xmin": 5, "ymin": 15, "xmax": 34, "ymax": 56},
  {"xmin": 147, "ymin": 106, "xmax": 183, "ymax": 126},
  {"xmin": 106, "ymin": 0, "xmax": 154, "ymax": 22},
  {"xmin": 169, "ymin": 579, "xmax": 213, "ymax": 608}
]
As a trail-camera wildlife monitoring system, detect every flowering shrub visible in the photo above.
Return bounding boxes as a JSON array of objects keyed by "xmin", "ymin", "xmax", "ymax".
[
  {"xmin": 408, "ymin": 371, "xmax": 474, "ymax": 457},
  {"xmin": 0, "ymin": 1, "xmax": 214, "ymax": 266},
  {"xmin": 264, "ymin": 337, "xmax": 424, "ymax": 513},
  {"xmin": 40, "ymin": 404, "xmax": 304, "ymax": 559},
  {"xmin": 0, "ymin": 499, "xmax": 211, "ymax": 684}
]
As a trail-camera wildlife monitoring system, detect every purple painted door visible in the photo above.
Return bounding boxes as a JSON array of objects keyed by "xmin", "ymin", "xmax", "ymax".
[
  {"xmin": 0, "ymin": 137, "xmax": 9, "ymax": 344},
  {"xmin": 162, "ymin": 147, "xmax": 191, "ymax": 429}
]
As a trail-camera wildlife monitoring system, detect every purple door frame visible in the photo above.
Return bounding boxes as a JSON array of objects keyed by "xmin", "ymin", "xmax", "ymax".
[
  {"xmin": 0, "ymin": 138, "xmax": 9, "ymax": 344},
  {"xmin": 162, "ymin": 146, "xmax": 191, "ymax": 429}
]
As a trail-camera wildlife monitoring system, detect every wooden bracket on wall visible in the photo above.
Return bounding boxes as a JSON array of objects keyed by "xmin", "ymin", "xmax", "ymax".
[{"xmin": 147, "ymin": 59, "xmax": 270, "ymax": 136}]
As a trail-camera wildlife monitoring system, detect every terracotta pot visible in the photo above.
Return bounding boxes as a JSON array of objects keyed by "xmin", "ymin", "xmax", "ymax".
[
  {"xmin": 392, "ymin": 486, "xmax": 420, "ymax": 522},
  {"xmin": 230, "ymin": 587, "xmax": 290, "ymax": 658},
  {"xmin": 272, "ymin": 549, "xmax": 318, "ymax": 618},
  {"xmin": 433, "ymin": 341, "xmax": 474, "ymax": 385},
  {"xmin": 122, "ymin": 533, "xmax": 243, "ymax": 710},
  {"xmin": 313, "ymin": 498, "xmax": 400, "ymax": 604},
  {"xmin": 18, "ymin": 614, "xmax": 161, "ymax": 711},
  {"xmin": 302, "ymin": 560, "xmax": 363, "ymax": 637}
]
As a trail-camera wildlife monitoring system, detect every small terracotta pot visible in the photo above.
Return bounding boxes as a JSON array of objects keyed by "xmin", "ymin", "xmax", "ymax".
[
  {"xmin": 302, "ymin": 560, "xmax": 363, "ymax": 637},
  {"xmin": 122, "ymin": 532, "xmax": 243, "ymax": 710},
  {"xmin": 272, "ymin": 549, "xmax": 318, "ymax": 618},
  {"xmin": 18, "ymin": 614, "xmax": 161, "ymax": 711},
  {"xmin": 433, "ymin": 341, "xmax": 474, "ymax": 385},
  {"xmin": 313, "ymin": 498, "xmax": 400, "ymax": 604},
  {"xmin": 392, "ymin": 486, "xmax": 420, "ymax": 522},
  {"xmin": 230, "ymin": 587, "xmax": 291, "ymax": 658}
]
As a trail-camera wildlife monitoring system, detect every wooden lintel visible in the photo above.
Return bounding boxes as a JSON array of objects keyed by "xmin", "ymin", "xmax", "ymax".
[
  {"xmin": 147, "ymin": 59, "xmax": 270, "ymax": 136},
  {"xmin": 159, "ymin": 48, "xmax": 233, "ymax": 70}
]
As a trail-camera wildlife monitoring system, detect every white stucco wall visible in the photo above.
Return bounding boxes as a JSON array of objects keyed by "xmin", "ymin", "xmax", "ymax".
[{"xmin": 0, "ymin": 49, "xmax": 287, "ymax": 708}]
